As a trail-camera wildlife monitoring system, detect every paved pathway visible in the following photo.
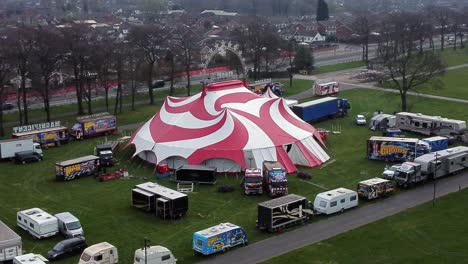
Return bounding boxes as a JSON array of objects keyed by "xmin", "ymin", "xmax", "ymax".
[{"xmin": 198, "ymin": 172, "xmax": 468, "ymax": 264}]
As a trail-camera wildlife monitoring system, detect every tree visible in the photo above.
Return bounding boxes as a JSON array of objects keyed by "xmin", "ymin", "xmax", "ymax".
[
  {"xmin": 429, "ymin": 6, "xmax": 451, "ymax": 51},
  {"xmin": 351, "ymin": 13, "xmax": 374, "ymax": 66},
  {"xmin": 129, "ymin": 25, "xmax": 169, "ymax": 105},
  {"xmin": 293, "ymin": 46, "xmax": 314, "ymax": 71},
  {"xmin": 32, "ymin": 28, "xmax": 63, "ymax": 122},
  {"xmin": 316, "ymin": 0, "xmax": 329, "ymax": 21},
  {"xmin": 0, "ymin": 37, "xmax": 12, "ymax": 137},
  {"xmin": 178, "ymin": 29, "xmax": 199, "ymax": 96},
  {"xmin": 377, "ymin": 14, "xmax": 447, "ymax": 111}
]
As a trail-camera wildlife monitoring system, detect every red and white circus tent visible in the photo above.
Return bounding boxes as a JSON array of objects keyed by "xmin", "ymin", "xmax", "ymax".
[{"xmin": 127, "ymin": 80, "xmax": 329, "ymax": 173}]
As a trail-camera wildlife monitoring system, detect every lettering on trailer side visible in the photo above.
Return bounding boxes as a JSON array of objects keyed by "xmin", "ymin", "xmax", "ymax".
[{"xmin": 380, "ymin": 145, "xmax": 409, "ymax": 156}]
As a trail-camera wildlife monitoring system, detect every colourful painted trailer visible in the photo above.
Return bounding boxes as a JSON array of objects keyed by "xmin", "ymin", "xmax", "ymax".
[
  {"xmin": 71, "ymin": 113, "xmax": 117, "ymax": 140},
  {"xmin": 193, "ymin": 223, "xmax": 247, "ymax": 255},
  {"xmin": 55, "ymin": 155, "xmax": 100, "ymax": 181}
]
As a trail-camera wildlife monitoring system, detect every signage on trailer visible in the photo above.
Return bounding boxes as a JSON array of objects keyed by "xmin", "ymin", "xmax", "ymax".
[{"xmin": 12, "ymin": 121, "xmax": 61, "ymax": 134}]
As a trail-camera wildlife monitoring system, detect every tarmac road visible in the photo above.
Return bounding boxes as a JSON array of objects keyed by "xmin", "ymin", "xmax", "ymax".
[{"xmin": 198, "ymin": 171, "xmax": 468, "ymax": 264}]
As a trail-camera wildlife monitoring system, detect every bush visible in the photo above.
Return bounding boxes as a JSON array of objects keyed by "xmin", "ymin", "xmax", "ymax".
[
  {"xmin": 218, "ymin": 185, "xmax": 235, "ymax": 193},
  {"xmin": 297, "ymin": 172, "xmax": 312, "ymax": 180}
]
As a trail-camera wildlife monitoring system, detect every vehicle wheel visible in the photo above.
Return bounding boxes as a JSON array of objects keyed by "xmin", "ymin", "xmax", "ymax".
[
  {"xmin": 340, "ymin": 208, "xmax": 344, "ymax": 213},
  {"xmin": 22, "ymin": 160, "xmax": 26, "ymax": 165}
]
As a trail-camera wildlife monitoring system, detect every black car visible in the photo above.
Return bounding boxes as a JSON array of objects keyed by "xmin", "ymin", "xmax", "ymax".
[
  {"xmin": 1, "ymin": 103, "xmax": 14, "ymax": 111},
  {"xmin": 47, "ymin": 236, "xmax": 87, "ymax": 261},
  {"xmin": 14, "ymin": 151, "xmax": 43, "ymax": 164}
]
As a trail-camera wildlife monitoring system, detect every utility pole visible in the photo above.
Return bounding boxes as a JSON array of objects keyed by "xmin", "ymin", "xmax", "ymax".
[
  {"xmin": 433, "ymin": 153, "xmax": 438, "ymax": 207},
  {"xmin": 144, "ymin": 238, "xmax": 150, "ymax": 264}
]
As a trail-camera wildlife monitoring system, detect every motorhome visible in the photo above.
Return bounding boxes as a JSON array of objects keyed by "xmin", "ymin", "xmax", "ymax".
[
  {"xmin": 13, "ymin": 253, "xmax": 48, "ymax": 264},
  {"xmin": 313, "ymin": 188, "xmax": 358, "ymax": 215},
  {"xmin": 0, "ymin": 220, "xmax": 22, "ymax": 262},
  {"xmin": 134, "ymin": 246, "xmax": 177, "ymax": 264},
  {"xmin": 396, "ymin": 112, "xmax": 466, "ymax": 136},
  {"xmin": 54, "ymin": 212, "xmax": 84, "ymax": 238},
  {"xmin": 17, "ymin": 208, "xmax": 58, "ymax": 239},
  {"xmin": 79, "ymin": 242, "xmax": 118, "ymax": 264}
]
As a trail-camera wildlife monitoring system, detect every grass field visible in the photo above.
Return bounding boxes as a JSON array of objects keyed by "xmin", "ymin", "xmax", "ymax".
[
  {"xmin": 441, "ymin": 48, "xmax": 468, "ymax": 66},
  {"xmin": 1, "ymin": 87, "xmax": 467, "ymax": 263},
  {"xmin": 263, "ymin": 187, "xmax": 468, "ymax": 264},
  {"xmin": 315, "ymin": 61, "xmax": 366, "ymax": 74}
]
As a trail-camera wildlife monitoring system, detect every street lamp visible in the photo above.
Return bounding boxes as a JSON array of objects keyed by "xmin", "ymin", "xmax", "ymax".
[
  {"xmin": 433, "ymin": 152, "xmax": 439, "ymax": 207},
  {"xmin": 288, "ymin": 38, "xmax": 295, "ymax": 88}
]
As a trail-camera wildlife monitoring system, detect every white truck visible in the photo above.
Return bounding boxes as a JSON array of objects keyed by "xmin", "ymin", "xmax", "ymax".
[
  {"xmin": 79, "ymin": 242, "xmax": 118, "ymax": 264},
  {"xmin": 17, "ymin": 208, "xmax": 59, "ymax": 239},
  {"xmin": 0, "ymin": 138, "xmax": 42, "ymax": 159},
  {"xmin": 0, "ymin": 220, "xmax": 22, "ymax": 262},
  {"xmin": 13, "ymin": 253, "xmax": 49, "ymax": 264},
  {"xmin": 134, "ymin": 246, "xmax": 177, "ymax": 264}
]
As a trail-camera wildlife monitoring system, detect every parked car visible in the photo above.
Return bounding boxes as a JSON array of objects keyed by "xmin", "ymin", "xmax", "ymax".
[
  {"xmin": 382, "ymin": 164, "xmax": 401, "ymax": 179},
  {"xmin": 14, "ymin": 150, "xmax": 43, "ymax": 164},
  {"xmin": 1, "ymin": 103, "xmax": 14, "ymax": 111},
  {"xmin": 47, "ymin": 237, "xmax": 87, "ymax": 261},
  {"xmin": 355, "ymin": 115, "xmax": 367, "ymax": 125},
  {"xmin": 152, "ymin": 80, "xmax": 165, "ymax": 88}
]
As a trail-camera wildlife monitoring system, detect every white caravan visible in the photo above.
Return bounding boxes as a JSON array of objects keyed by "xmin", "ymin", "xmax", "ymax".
[
  {"xmin": 54, "ymin": 212, "xmax": 84, "ymax": 238},
  {"xmin": 134, "ymin": 246, "xmax": 177, "ymax": 264},
  {"xmin": 313, "ymin": 188, "xmax": 358, "ymax": 215},
  {"xmin": 79, "ymin": 242, "xmax": 118, "ymax": 264},
  {"xmin": 13, "ymin": 253, "xmax": 48, "ymax": 264},
  {"xmin": 17, "ymin": 208, "xmax": 58, "ymax": 239},
  {"xmin": 0, "ymin": 220, "xmax": 22, "ymax": 262},
  {"xmin": 396, "ymin": 112, "xmax": 466, "ymax": 136}
]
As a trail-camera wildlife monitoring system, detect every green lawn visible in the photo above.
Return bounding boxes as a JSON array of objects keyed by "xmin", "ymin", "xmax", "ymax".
[
  {"xmin": 1, "ymin": 88, "xmax": 467, "ymax": 263},
  {"xmin": 264, "ymin": 187, "xmax": 468, "ymax": 264},
  {"xmin": 440, "ymin": 48, "xmax": 468, "ymax": 67},
  {"xmin": 315, "ymin": 61, "xmax": 366, "ymax": 74}
]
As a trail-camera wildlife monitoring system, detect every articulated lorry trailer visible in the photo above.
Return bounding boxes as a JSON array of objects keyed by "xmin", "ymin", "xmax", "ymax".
[
  {"xmin": 292, "ymin": 97, "xmax": 350, "ymax": 123},
  {"xmin": 0, "ymin": 220, "xmax": 22, "ymax": 262},
  {"xmin": 393, "ymin": 146, "xmax": 468, "ymax": 188}
]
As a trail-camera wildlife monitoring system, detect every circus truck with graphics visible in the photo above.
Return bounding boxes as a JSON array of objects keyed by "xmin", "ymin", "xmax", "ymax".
[
  {"xmin": 192, "ymin": 223, "xmax": 248, "ymax": 255},
  {"xmin": 314, "ymin": 79, "xmax": 340, "ymax": 96},
  {"xmin": 367, "ymin": 136, "xmax": 430, "ymax": 162},
  {"xmin": 71, "ymin": 113, "xmax": 117, "ymax": 140},
  {"xmin": 11, "ymin": 121, "xmax": 69, "ymax": 147},
  {"xmin": 263, "ymin": 161, "xmax": 288, "ymax": 197},
  {"xmin": 243, "ymin": 168, "xmax": 263, "ymax": 195},
  {"xmin": 55, "ymin": 155, "xmax": 100, "ymax": 181}
]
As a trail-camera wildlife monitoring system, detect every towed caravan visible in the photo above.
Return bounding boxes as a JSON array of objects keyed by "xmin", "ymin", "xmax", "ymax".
[
  {"xmin": 313, "ymin": 188, "xmax": 358, "ymax": 215},
  {"xmin": 17, "ymin": 208, "xmax": 58, "ymax": 239},
  {"xmin": 396, "ymin": 112, "xmax": 466, "ymax": 136}
]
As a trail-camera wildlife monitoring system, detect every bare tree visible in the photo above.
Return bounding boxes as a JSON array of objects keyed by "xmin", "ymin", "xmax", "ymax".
[
  {"xmin": 451, "ymin": 11, "xmax": 465, "ymax": 49},
  {"xmin": 430, "ymin": 6, "xmax": 451, "ymax": 51},
  {"xmin": 351, "ymin": 13, "xmax": 375, "ymax": 66},
  {"xmin": 129, "ymin": 25, "xmax": 169, "ymax": 105},
  {"xmin": 111, "ymin": 40, "xmax": 128, "ymax": 115},
  {"xmin": 377, "ymin": 13, "xmax": 447, "ymax": 111},
  {"xmin": 0, "ymin": 37, "xmax": 13, "ymax": 137},
  {"xmin": 32, "ymin": 27, "xmax": 63, "ymax": 122},
  {"xmin": 178, "ymin": 29, "xmax": 199, "ymax": 96},
  {"xmin": 92, "ymin": 36, "xmax": 113, "ymax": 112}
]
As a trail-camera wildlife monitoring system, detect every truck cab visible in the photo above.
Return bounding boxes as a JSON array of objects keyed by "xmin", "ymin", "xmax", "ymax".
[
  {"xmin": 262, "ymin": 161, "xmax": 288, "ymax": 197},
  {"xmin": 394, "ymin": 162, "xmax": 423, "ymax": 187},
  {"xmin": 55, "ymin": 212, "xmax": 84, "ymax": 238},
  {"xmin": 243, "ymin": 168, "xmax": 263, "ymax": 195}
]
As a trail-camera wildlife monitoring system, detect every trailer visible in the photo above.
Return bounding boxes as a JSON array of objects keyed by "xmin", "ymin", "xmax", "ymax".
[
  {"xmin": 257, "ymin": 194, "xmax": 313, "ymax": 232},
  {"xmin": 12, "ymin": 124, "xmax": 69, "ymax": 148},
  {"xmin": 313, "ymin": 188, "xmax": 358, "ymax": 215},
  {"xmin": 0, "ymin": 220, "xmax": 22, "ymax": 262},
  {"xmin": 357, "ymin": 178, "xmax": 394, "ymax": 200},
  {"xmin": 421, "ymin": 136, "xmax": 449, "ymax": 152},
  {"xmin": 292, "ymin": 97, "xmax": 350, "ymax": 123},
  {"xmin": 314, "ymin": 80, "xmax": 340, "ymax": 96},
  {"xmin": 55, "ymin": 155, "xmax": 100, "ymax": 181},
  {"xmin": 369, "ymin": 114, "xmax": 396, "ymax": 131},
  {"xmin": 0, "ymin": 138, "xmax": 42, "ymax": 160},
  {"xmin": 132, "ymin": 182, "xmax": 188, "ymax": 219},
  {"xmin": 17, "ymin": 208, "xmax": 58, "ymax": 239},
  {"xmin": 193, "ymin": 223, "xmax": 247, "ymax": 255},
  {"xmin": 367, "ymin": 136, "xmax": 430, "ymax": 162},
  {"xmin": 71, "ymin": 113, "xmax": 117, "ymax": 140},
  {"xmin": 174, "ymin": 165, "xmax": 216, "ymax": 184},
  {"xmin": 263, "ymin": 161, "xmax": 288, "ymax": 197},
  {"xmin": 395, "ymin": 112, "xmax": 466, "ymax": 136},
  {"xmin": 13, "ymin": 254, "xmax": 49, "ymax": 264},
  {"xmin": 394, "ymin": 146, "xmax": 468, "ymax": 187}
]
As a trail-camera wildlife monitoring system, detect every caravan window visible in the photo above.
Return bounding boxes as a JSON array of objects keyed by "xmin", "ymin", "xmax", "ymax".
[
  {"xmin": 330, "ymin": 201, "xmax": 337, "ymax": 207},
  {"xmin": 319, "ymin": 201, "xmax": 327, "ymax": 208},
  {"xmin": 80, "ymin": 253, "xmax": 91, "ymax": 261},
  {"xmin": 422, "ymin": 123, "xmax": 428, "ymax": 128},
  {"xmin": 162, "ymin": 255, "xmax": 170, "ymax": 261},
  {"xmin": 462, "ymin": 157, "xmax": 466, "ymax": 162},
  {"xmin": 18, "ymin": 216, "xmax": 21, "ymax": 221},
  {"xmin": 94, "ymin": 255, "xmax": 103, "ymax": 261},
  {"xmin": 350, "ymin": 195, "xmax": 357, "ymax": 201},
  {"xmin": 414, "ymin": 121, "xmax": 420, "ymax": 127},
  {"xmin": 29, "ymin": 223, "xmax": 34, "ymax": 228},
  {"xmin": 196, "ymin": 238, "xmax": 203, "ymax": 248},
  {"xmin": 340, "ymin": 199, "xmax": 345, "ymax": 203}
]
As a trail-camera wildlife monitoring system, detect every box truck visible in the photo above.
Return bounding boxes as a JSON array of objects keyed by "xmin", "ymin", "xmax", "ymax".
[
  {"xmin": 55, "ymin": 155, "xmax": 100, "ymax": 181},
  {"xmin": 313, "ymin": 188, "xmax": 358, "ymax": 215},
  {"xmin": 292, "ymin": 97, "xmax": 350, "ymax": 123},
  {"xmin": 71, "ymin": 113, "xmax": 117, "ymax": 140},
  {"xmin": 0, "ymin": 220, "xmax": 22, "ymax": 262},
  {"xmin": 192, "ymin": 223, "xmax": 248, "ymax": 255},
  {"xmin": 12, "ymin": 125, "xmax": 69, "ymax": 147},
  {"xmin": 314, "ymin": 80, "xmax": 340, "ymax": 96},
  {"xmin": 421, "ymin": 136, "xmax": 449, "ymax": 152},
  {"xmin": 263, "ymin": 161, "xmax": 288, "ymax": 197},
  {"xmin": 256, "ymin": 194, "xmax": 313, "ymax": 232},
  {"xmin": 17, "ymin": 208, "xmax": 58, "ymax": 239},
  {"xmin": 174, "ymin": 165, "xmax": 216, "ymax": 184},
  {"xmin": 132, "ymin": 182, "xmax": 188, "ymax": 219},
  {"xmin": 367, "ymin": 136, "xmax": 430, "ymax": 162},
  {"xmin": 0, "ymin": 138, "xmax": 42, "ymax": 160}
]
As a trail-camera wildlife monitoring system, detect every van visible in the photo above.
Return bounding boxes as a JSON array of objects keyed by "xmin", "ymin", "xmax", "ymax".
[
  {"xmin": 79, "ymin": 242, "xmax": 118, "ymax": 264},
  {"xmin": 14, "ymin": 150, "xmax": 43, "ymax": 164},
  {"xmin": 313, "ymin": 188, "xmax": 358, "ymax": 215},
  {"xmin": 55, "ymin": 212, "xmax": 84, "ymax": 238},
  {"xmin": 17, "ymin": 208, "xmax": 58, "ymax": 239},
  {"xmin": 13, "ymin": 253, "xmax": 49, "ymax": 264},
  {"xmin": 134, "ymin": 246, "xmax": 177, "ymax": 264}
]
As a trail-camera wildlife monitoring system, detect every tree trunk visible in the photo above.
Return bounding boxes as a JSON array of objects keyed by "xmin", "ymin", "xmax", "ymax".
[
  {"xmin": 87, "ymin": 75, "xmax": 92, "ymax": 115},
  {"xmin": 21, "ymin": 73, "xmax": 28, "ymax": 125},
  {"xmin": 400, "ymin": 91, "xmax": 408, "ymax": 112},
  {"xmin": 170, "ymin": 57, "xmax": 175, "ymax": 96},
  {"xmin": 73, "ymin": 63, "xmax": 84, "ymax": 115},
  {"xmin": 114, "ymin": 69, "xmax": 122, "ymax": 115},
  {"xmin": 44, "ymin": 79, "xmax": 51, "ymax": 122},
  {"xmin": 419, "ymin": 39, "xmax": 424, "ymax": 53},
  {"xmin": 147, "ymin": 62, "xmax": 154, "ymax": 105},
  {"xmin": 0, "ymin": 97, "xmax": 4, "ymax": 137},
  {"xmin": 186, "ymin": 49, "xmax": 191, "ymax": 96},
  {"xmin": 453, "ymin": 33, "xmax": 457, "ymax": 50},
  {"xmin": 441, "ymin": 30, "xmax": 445, "ymax": 51},
  {"xmin": 16, "ymin": 89, "xmax": 23, "ymax": 125},
  {"xmin": 104, "ymin": 74, "xmax": 109, "ymax": 112},
  {"xmin": 460, "ymin": 34, "xmax": 465, "ymax": 48}
]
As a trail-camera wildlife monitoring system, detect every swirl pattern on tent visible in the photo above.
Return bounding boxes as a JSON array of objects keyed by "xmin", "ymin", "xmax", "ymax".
[{"xmin": 127, "ymin": 80, "xmax": 330, "ymax": 173}]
